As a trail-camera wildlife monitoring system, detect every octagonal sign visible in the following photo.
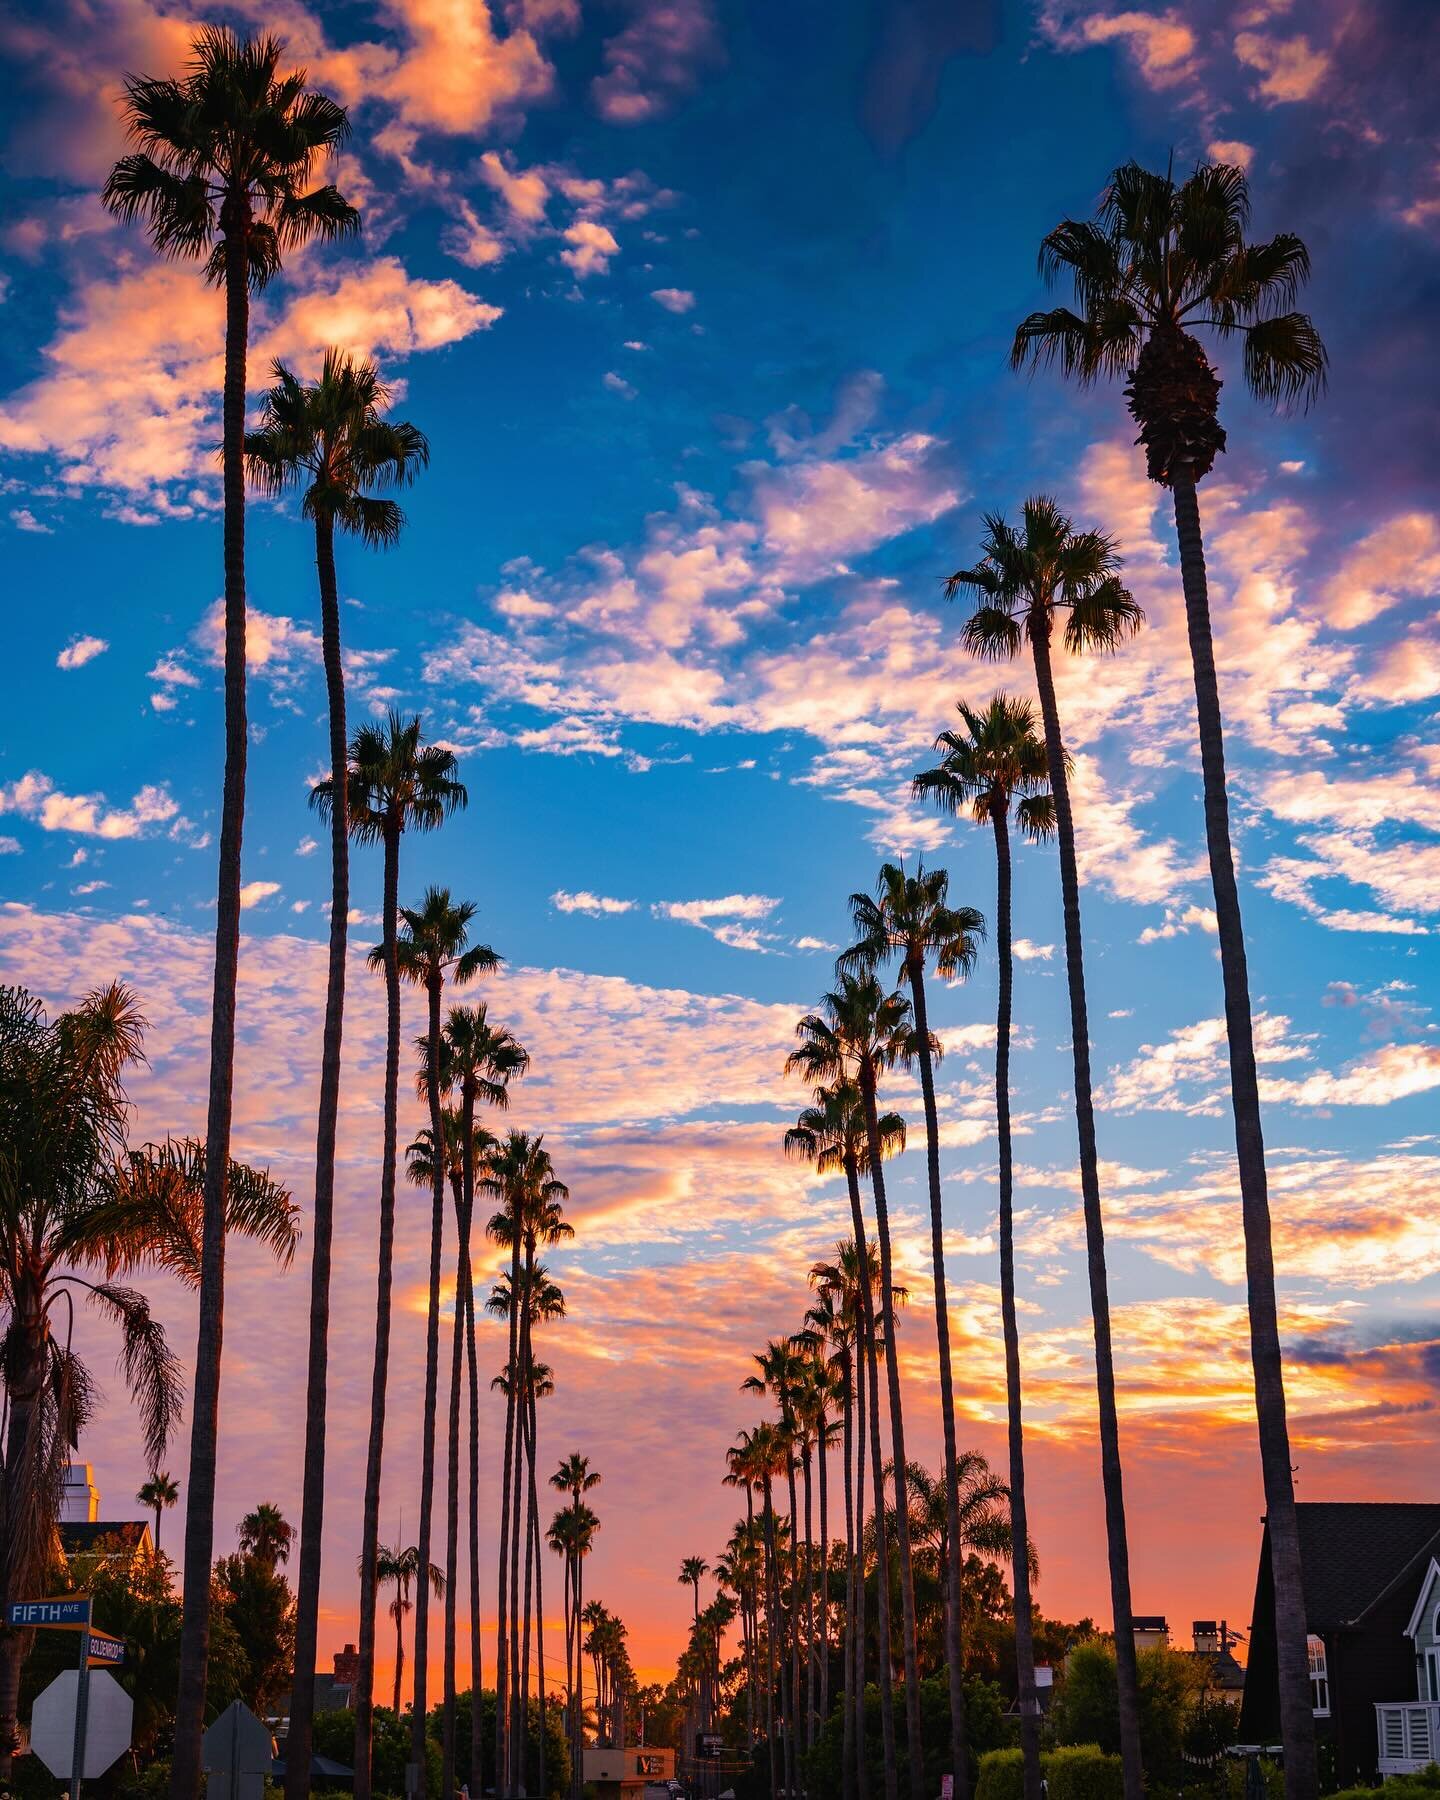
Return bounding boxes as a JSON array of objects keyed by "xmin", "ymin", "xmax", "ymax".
[{"xmin": 30, "ymin": 1670, "xmax": 133, "ymax": 1778}]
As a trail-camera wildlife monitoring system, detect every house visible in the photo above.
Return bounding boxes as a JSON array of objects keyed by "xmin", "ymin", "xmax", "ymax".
[
  {"xmin": 1133, "ymin": 1616, "xmax": 1170, "ymax": 1654},
  {"xmin": 1190, "ymin": 1622, "xmax": 1246, "ymax": 1696},
  {"xmin": 271, "ymin": 1645, "xmax": 362, "ymax": 1734},
  {"xmin": 1239, "ymin": 1502, "xmax": 1440, "ymax": 1784},
  {"xmin": 57, "ymin": 1463, "xmax": 155, "ymax": 1567}
]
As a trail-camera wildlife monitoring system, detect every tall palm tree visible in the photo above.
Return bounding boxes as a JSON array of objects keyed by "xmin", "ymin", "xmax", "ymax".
[
  {"xmin": 913, "ymin": 695, "xmax": 1054, "ymax": 1800},
  {"xmin": 944, "ymin": 499, "xmax": 1144, "ymax": 1800},
  {"xmin": 787, "ymin": 976, "xmax": 929, "ymax": 1800},
  {"xmin": 394, "ymin": 890, "xmax": 497, "ymax": 1783},
  {"xmin": 841, "ymin": 863, "xmax": 984, "ymax": 1799},
  {"xmin": 787, "ymin": 1092, "xmax": 906, "ymax": 1800},
  {"xmin": 435, "ymin": 1007, "xmax": 526, "ymax": 1797},
  {"xmin": 731, "ymin": 1422, "xmax": 788, "ymax": 1800},
  {"xmin": 319, "ymin": 715, "xmax": 466, "ymax": 1797},
  {"xmin": 549, "ymin": 1455, "xmax": 601, "ymax": 1800},
  {"xmin": 238, "ymin": 1502, "xmax": 295, "ymax": 1570},
  {"xmin": 370, "ymin": 1544, "xmax": 445, "ymax": 1716},
  {"xmin": 483, "ymin": 1133, "xmax": 569, "ymax": 1795},
  {"xmin": 100, "ymin": 48, "xmax": 356, "ymax": 1790},
  {"xmin": 678, "ymin": 1557, "xmax": 709, "ymax": 1747},
  {"xmin": 137, "ymin": 1472, "xmax": 179, "ymax": 1556},
  {"xmin": 1013, "ymin": 162, "xmax": 1326, "ymax": 1797},
  {"xmin": 244, "ymin": 351, "xmax": 429, "ymax": 1800},
  {"xmin": 0, "ymin": 984, "xmax": 297, "ymax": 1776}
]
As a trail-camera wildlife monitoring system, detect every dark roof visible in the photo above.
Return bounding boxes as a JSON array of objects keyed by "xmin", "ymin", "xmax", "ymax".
[
  {"xmin": 1293, "ymin": 1503, "xmax": 1440, "ymax": 1631},
  {"xmin": 1133, "ymin": 1615, "xmax": 1168, "ymax": 1631},
  {"xmin": 60, "ymin": 1521, "xmax": 150, "ymax": 1553},
  {"xmin": 1191, "ymin": 1647, "xmax": 1246, "ymax": 1692}
]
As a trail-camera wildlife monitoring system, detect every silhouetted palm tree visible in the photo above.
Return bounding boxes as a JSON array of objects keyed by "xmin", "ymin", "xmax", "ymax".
[
  {"xmin": 137, "ymin": 1472, "xmax": 179, "ymax": 1556},
  {"xmin": 245, "ymin": 350, "xmax": 428, "ymax": 1798},
  {"xmin": 101, "ymin": 40, "xmax": 357, "ymax": 1792},
  {"xmin": 1013, "ymin": 162, "xmax": 1326, "ymax": 1795},
  {"xmin": 914, "ymin": 694, "xmax": 1054, "ymax": 1800},
  {"xmin": 945, "ymin": 499, "xmax": 1144, "ymax": 1800},
  {"xmin": 369, "ymin": 1544, "xmax": 444, "ymax": 1715}
]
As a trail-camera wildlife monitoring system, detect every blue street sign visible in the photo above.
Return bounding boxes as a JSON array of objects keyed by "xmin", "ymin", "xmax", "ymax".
[
  {"xmin": 6, "ymin": 1597, "xmax": 92, "ymax": 1630},
  {"xmin": 86, "ymin": 1633, "xmax": 125, "ymax": 1667}
]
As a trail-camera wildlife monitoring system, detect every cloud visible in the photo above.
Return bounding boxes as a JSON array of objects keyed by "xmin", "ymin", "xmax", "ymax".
[
  {"xmin": 1260, "ymin": 1042, "xmax": 1440, "ymax": 1110},
  {"xmin": 1233, "ymin": 30, "xmax": 1330, "ymax": 103},
  {"xmin": 1037, "ymin": 5, "xmax": 1197, "ymax": 89},
  {"xmin": 602, "ymin": 370, "xmax": 637, "ymax": 400},
  {"xmin": 653, "ymin": 892, "xmax": 781, "ymax": 951},
  {"xmin": 560, "ymin": 220, "xmax": 621, "ymax": 279},
  {"xmin": 478, "ymin": 151, "xmax": 550, "ymax": 225},
  {"xmin": 651, "ymin": 287, "xmax": 696, "ymax": 314},
  {"xmin": 1138, "ymin": 904, "xmax": 1218, "ymax": 945},
  {"xmin": 11, "ymin": 507, "xmax": 52, "ymax": 533},
  {"xmin": 1320, "ymin": 513, "xmax": 1440, "ymax": 628},
  {"xmin": 1207, "ymin": 139, "xmax": 1254, "ymax": 170},
  {"xmin": 56, "ymin": 633, "xmax": 109, "ymax": 669},
  {"xmin": 1012, "ymin": 939, "xmax": 1055, "ymax": 961},
  {"xmin": 1103, "ymin": 1011, "xmax": 1313, "ymax": 1116},
  {"xmin": 591, "ymin": 0, "xmax": 721, "ymax": 124},
  {"xmin": 0, "ymin": 838, "xmax": 22, "ymax": 855},
  {"xmin": 552, "ymin": 889, "xmax": 634, "ymax": 916},
  {"xmin": 0, "ymin": 770, "xmax": 178, "ymax": 840},
  {"xmin": 238, "ymin": 882, "xmax": 281, "ymax": 911}
]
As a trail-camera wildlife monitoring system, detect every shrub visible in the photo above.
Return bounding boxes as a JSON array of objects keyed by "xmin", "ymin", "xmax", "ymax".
[
  {"xmin": 977, "ymin": 1746, "xmax": 1026, "ymax": 1800},
  {"xmin": 1046, "ymin": 1744, "xmax": 1125, "ymax": 1800}
]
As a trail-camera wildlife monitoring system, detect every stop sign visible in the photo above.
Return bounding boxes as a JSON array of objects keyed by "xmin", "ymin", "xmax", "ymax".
[{"xmin": 30, "ymin": 1670, "xmax": 133, "ymax": 1778}]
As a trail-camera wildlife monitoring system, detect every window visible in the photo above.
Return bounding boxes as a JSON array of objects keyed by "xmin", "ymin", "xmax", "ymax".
[{"xmin": 1308, "ymin": 1635, "xmax": 1330, "ymax": 1717}]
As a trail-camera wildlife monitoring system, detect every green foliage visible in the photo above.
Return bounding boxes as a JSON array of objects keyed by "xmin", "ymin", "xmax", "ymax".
[
  {"xmin": 424, "ymin": 1690, "xmax": 568, "ymax": 1799},
  {"xmin": 1047, "ymin": 1743, "xmax": 1126, "ymax": 1800},
  {"xmin": 1224, "ymin": 1758, "xmax": 1286, "ymax": 1800},
  {"xmin": 977, "ymin": 1746, "xmax": 1027, "ymax": 1800},
  {"xmin": 214, "ymin": 1547, "xmax": 296, "ymax": 1713},
  {"xmin": 1321, "ymin": 1769, "xmax": 1440, "ymax": 1800},
  {"xmin": 802, "ymin": 1671, "xmax": 1009, "ymax": 1796},
  {"xmin": 1050, "ymin": 1638, "xmax": 1206, "ymax": 1786}
]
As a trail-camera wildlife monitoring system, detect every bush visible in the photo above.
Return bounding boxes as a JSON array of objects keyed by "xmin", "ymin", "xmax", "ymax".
[
  {"xmin": 801, "ymin": 1672, "xmax": 1009, "ymax": 1797},
  {"xmin": 1328, "ymin": 1770, "xmax": 1440, "ymax": 1800},
  {"xmin": 1223, "ymin": 1757, "xmax": 1285, "ymax": 1800},
  {"xmin": 1047, "ymin": 1743, "xmax": 1125, "ymax": 1800},
  {"xmin": 977, "ymin": 1746, "xmax": 1026, "ymax": 1800}
]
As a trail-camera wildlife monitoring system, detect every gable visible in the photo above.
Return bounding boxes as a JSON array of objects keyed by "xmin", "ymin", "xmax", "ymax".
[{"xmin": 1405, "ymin": 1558, "xmax": 1440, "ymax": 1644}]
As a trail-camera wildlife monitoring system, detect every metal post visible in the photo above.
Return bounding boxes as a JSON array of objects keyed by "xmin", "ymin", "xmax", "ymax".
[{"xmin": 69, "ymin": 1619, "xmax": 92, "ymax": 1800}]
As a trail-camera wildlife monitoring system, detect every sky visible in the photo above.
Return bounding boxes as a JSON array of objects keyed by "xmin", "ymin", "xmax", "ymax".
[{"xmin": 1, "ymin": 0, "xmax": 1439, "ymax": 1696}]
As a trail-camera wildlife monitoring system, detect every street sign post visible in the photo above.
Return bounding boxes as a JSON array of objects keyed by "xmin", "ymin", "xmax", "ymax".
[{"xmin": 29, "ymin": 1670, "xmax": 132, "ymax": 1786}]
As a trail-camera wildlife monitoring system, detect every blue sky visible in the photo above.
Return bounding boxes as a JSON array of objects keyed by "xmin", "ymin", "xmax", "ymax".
[{"xmin": 1, "ymin": 0, "xmax": 1438, "ymax": 1674}]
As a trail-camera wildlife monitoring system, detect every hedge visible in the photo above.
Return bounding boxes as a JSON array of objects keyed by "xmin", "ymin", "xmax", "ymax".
[{"xmin": 977, "ymin": 1743, "xmax": 1124, "ymax": 1800}]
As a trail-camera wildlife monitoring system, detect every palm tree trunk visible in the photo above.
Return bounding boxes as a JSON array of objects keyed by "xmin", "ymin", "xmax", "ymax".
[
  {"xmin": 393, "ymin": 1589, "xmax": 406, "ymax": 1716},
  {"xmin": 818, "ymin": 1413, "xmax": 830, "ymax": 1736},
  {"xmin": 846, "ymin": 1153, "xmax": 896, "ymax": 1800},
  {"xmin": 0, "ymin": 1324, "xmax": 47, "ymax": 1779},
  {"xmin": 1028, "ymin": 622, "xmax": 1143, "ymax": 1800},
  {"xmin": 465, "ymin": 1264, "xmax": 483, "ymax": 1797},
  {"xmin": 907, "ymin": 958, "xmax": 969, "ymax": 1799},
  {"xmin": 496, "ymin": 1229, "xmax": 521, "ymax": 1798},
  {"xmin": 784, "ymin": 1452, "xmax": 801, "ymax": 1798},
  {"xmin": 761, "ymin": 1478, "xmax": 780, "ymax": 1800},
  {"xmin": 413, "ymin": 971, "xmax": 448, "ymax": 1786},
  {"xmin": 802, "ymin": 1443, "xmax": 817, "ymax": 1750},
  {"xmin": 1171, "ymin": 467, "xmax": 1316, "ymax": 1800},
  {"xmin": 356, "ymin": 817, "xmax": 403, "ymax": 1800},
  {"xmin": 858, "ymin": 1073, "xmax": 926, "ymax": 1800},
  {"xmin": 515, "ymin": 1264, "xmax": 535, "ymax": 1792},
  {"xmin": 840, "ymin": 1353, "xmax": 857, "ymax": 1800},
  {"xmin": 443, "ymin": 1166, "xmax": 467, "ymax": 1799},
  {"xmin": 171, "ymin": 211, "xmax": 250, "ymax": 1800},
  {"xmin": 991, "ymin": 806, "xmax": 1042, "ymax": 1800},
  {"xmin": 286, "ymin": 510, "xmax": 350, "ymax": 1800},
  {"xmin": 529, "ymin": 1394, "xmax": 547, "ymax": 1800}
]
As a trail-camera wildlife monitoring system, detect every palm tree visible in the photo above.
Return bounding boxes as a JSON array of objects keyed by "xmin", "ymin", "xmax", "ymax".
[
  {"xmin": 841, "ymin": 863, "xmax": 984, "ymax": 1798},
  {"xmin": 393, "ymin": 890, "xmax": 497, "ymax": 1783},
  {"xmin": 244, "ymin": 351, "xmax": 429, "ymax": 1800},
  {"xmin": 100, "ymin": 48, "xmax": 356, "ymax": 1790},
  {"xmin": 1013, "ymin": 162, "xmax": 1326, "ymax": 1797},
  {"xmin": 483, "ymin": 1134, "xmax": 569, "ymax": 1795},
  {"xmin": 730, "ymin": 1423, "xmax": 788, "ymax": 1799},
  {"xmin": 787, "ymin": 975, "xmax": 929, "ymax": 1800},
  {"xmin": 0, "ymin": 983, "xmax": 297, "ymax": 1776},
  {"xmin": 137, "ymin": 1472, "xmax": 179, "ymax": 1556},
  {"xmin": 319, "ymin": 715, "xmax": 466, "ymax": 1798},
  {"xmin": 787, "ymin": 1093, "xmax": 906, "ymax": 1800},
  {"xmin": 370, "ymin": 1543, "xmax": 445, "ymax": 1717},
  {"xmin": 237, "ymin": 1502, "xmax": 294, "ymax": 1570},
  {"xmin": 678, "ymin": 1557, "xmax": 709, "ymax": 1747},
  {"xmin": 435, "ymin": 1007, "xmax": 526, "ymax": 1797},
  {"xmin": 944, "ymin": 499, "xmax": 1143, "ymax": 1800},
  {"xmin": 913, "ymin": 695, "xmax": 1054, "ymax": 1800},
  {"xmin": 549, "ymin": 1456, "xmax": 601, "ymax": 1800}
]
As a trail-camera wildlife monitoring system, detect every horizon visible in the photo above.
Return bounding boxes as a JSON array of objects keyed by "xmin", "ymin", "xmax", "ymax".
[{"xmin": 2, "ymin": 0, "xmax": 1438, "ymax": 1706}]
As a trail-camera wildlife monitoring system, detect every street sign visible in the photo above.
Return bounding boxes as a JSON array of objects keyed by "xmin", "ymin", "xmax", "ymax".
[
  {"xmin": 7, "ymin": 1597, "xmax": 91, "ymax": 1630},
  {"xmin": 85, "ymin": 1632, "xmax": 125, "ymax": 1668},
  {"xmin": 940, "ymin": 1776, "xmax": 955, "ymax": 1800},
  {"xmin": 203, "ymin": 1699, "xmax": 275, "ymax": 1800},
  {"xmin": 697, "ymin": 1733, "xmax": 724, "ymax": 1759},
  {"xmin": 29, "ymin": 1670, "xmax": 132, "ymax": 1779}
]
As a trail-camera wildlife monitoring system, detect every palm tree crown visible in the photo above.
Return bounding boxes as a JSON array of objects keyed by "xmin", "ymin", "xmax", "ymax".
[
  {"xmin": 244, "ymin": 351, "xmax": 430, "ymax": 545},
  {"xmin": 102, "ymin": 27, "xmax": 358, "ymax": 289},
  {"xmin": 840, "ymin": 861, "xmax": 985, "ymax": 987},
  {"xmin": 912, "ymin": 695, "xmax": 1055, "ymax": 842},
  {"xmin": 314, "ymin": 711, "xmax": 468, "ymax": 847},
  {"xmin": 383, "ymin": 887, "xmax": 499, "ymax": 997},
  {"xmin": 1012, "ymin": 158, "xmax": 1325, "ymax": 482}
]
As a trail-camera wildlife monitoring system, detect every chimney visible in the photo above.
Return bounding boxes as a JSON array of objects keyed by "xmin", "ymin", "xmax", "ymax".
[
  {"xmin": 333, "ymin": 1643, "xmax": 359, "ymax": 1686},
  {"xmin": 60, "ymin": 1464, "xmax": 100, "ymax": 1524},
  {"xmin": 1193, "ymin": 1621, "xmax": 1220, "ymax": 1654}
]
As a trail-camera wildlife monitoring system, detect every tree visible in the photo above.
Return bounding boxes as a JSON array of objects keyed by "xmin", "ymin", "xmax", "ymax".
[
  {"xmin": 318, "ymin": 712, "xmax": 467, "ymax": 1798},
  {"xmin": 137, "ymin": 1472, "xmax": 180, "ymax": 1556},
  {"xmin": 244, "ymin": 349, "xmax": 430, "ymax": 1800},
  {"xmin": 912, "ymin": 694, "xmax": 1054, "ymax": 1800},
  {"xmin": 1013, "ymin": 160, "xmax": 1326, "ymax": 1800},
  {"xmin": 394, "ymin": 890, "xmax": 498, "ymax": 1785},
  {"xmin": 238, "ymin": 1503, "xmax": 294, "ymax": 1570},
  {"xmin": 100, "ymin": 42, "xmax": 357, "ymax": 1791},
  {"xmin": 369, "ymin": 1544, "xmax": 445, "ymax": 1717},
  {"xmin": 0, "ymin": 983, "xmax": 297, "ymax": 1777},
  {"xmin": 842, "ymin": 863, "xmax": 984, "ymax": 1800},
  {"xmin": 787, "ymin": 974, "xmax": 929, "ymax": 1800},
  {"xmin": 944, "ymin": 499, "xmax": 1144, "ymax": 1800},
  {"xmin": 678, "ymin": 1557, "xmax": 710, "ymax": 1748},
  {"xmin": 215, "ymin": 1504, "xmax": 297, "ymax": 1714}
]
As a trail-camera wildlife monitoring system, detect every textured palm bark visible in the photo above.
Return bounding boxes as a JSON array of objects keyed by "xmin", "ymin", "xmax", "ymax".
[
  {"xmin": 411, "ymin": 973, "xmax": 447, "ymax": 1784},
  {"xmin": 817, "ymin": 1408, "xmax": 830, "ymax": 1733},
  {"xmin": 495, "ymin": 1210, "xmax": 521, "ymax": 1796},
  {"xmin": 784, "ymin": 1452, "xmax": 800, "ymax": 1798},
  {"xmin": 0, "ymin": 1319, "xmax": 47, "ymax": 1777},
  {"xmin": 761, "ymin": 1475, "xmax": 780, "ymax": 1800},
  {"xmin": 441, "ymin": 1155, "xmax": 467, "ymax": 1798},
  {"xmin": 172, "ymin": 216, "xmax": 249, "ymax": 1800},
  {"xmin": 992, "ymin": 807, "xmax": 1042, "ymax": 1800},
  {"xmin": 859, "ymin": 1073, "xmax": 926, "ymax": 1800},
  {"xmin": 1029, "ymin": 622, "xmax": 1143, "ymax": 1800},
  {"xmin": 286, "ymin": 510, "xmax": 350, "ymax": 1800},
  {"xmin": 840, "ymin": 1349, "xmax": 857, "ymax": 1800},
  {"xmin": 355, "ymin": 815, "xmax": 402, "ymax": 1800},
  {"xmin": 844, "ymin": 1153, "xmax": 897, "ymax": 1800},
  {"xmin": 907, "ymin": 960, "xmax": 970, "ymax": 1798},
  {"xmin": 1171, "ymin": 467, "xmax": 1317, "ymax": 1800},
  {"xmin": 803, "ymin": 1447, "xmax": 816, "ymax": 1749},
  {"xmin": 465, "ymin": 1265, "xmax": 483, "ymax": 1799}
]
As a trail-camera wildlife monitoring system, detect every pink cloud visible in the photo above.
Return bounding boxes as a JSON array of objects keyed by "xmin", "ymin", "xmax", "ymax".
[{"xmin": 591, "ymin": 0, "xmax": 721, "ymax": 124}]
